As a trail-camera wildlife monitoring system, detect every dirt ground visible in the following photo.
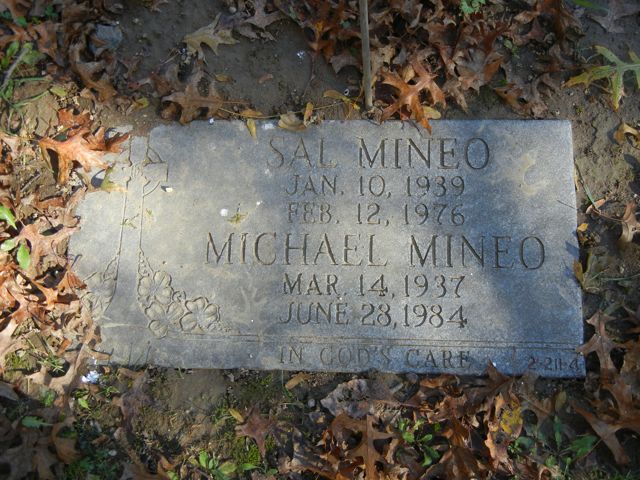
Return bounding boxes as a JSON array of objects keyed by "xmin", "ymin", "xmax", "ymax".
[{"xmin": 1, "ymin": 0, "xmax": 640, "ymax": 479}]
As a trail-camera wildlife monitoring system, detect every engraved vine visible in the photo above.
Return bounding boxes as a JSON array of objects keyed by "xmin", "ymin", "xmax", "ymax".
[
  {"xmin": 137, "ymin": 251, "xmax": 228, "ymax": 338},
  {"xmin": 83, "ymin": 256, "xmax": 118, "ymax": 319}
]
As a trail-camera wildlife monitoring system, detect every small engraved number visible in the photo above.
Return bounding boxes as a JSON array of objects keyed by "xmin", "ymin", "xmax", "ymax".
[
  {"xmin": 452, "ymin": 276, "xmax": 465, "ymax": 298},
  {"xmin": 447, "ymin": 305, "xmax": 467, "ymax": 328},
  {"xmin": 357, "ymin": 203, "xmax": 381, "ymax": 225},
  {"xmin": 403, "ymin": 203, "xmax": 464, "ymax": 226},
  {"xmin": 361, "ymin": 303, "xmax": 391, "ymax": 326},
  {"xmin": 434, "ymin": 275, "xmax": 446, "ymax": 298},
  {"xmin": 404, "ymin": 274, "xmax": 429, "ymax": 298},
  {"xmin": 403, "ymin": 304, "xmax": 465, "ymax": 328},
  {"xmin": 429, "ymin": 305, "xmax": 444, "ymax": 327},
  {"xmin": 359, "ymin": 175, "xmax": 386, "ymax": 197},
  {"xmin": 406, "ymin": 176, "xmax": 430, "ymax": 196},
  {"xmin": 404, "ymin": 275, "xmax": 464, "ymax": 298},
  {"xmin": 406, "ymin": 176, "xmax": 465, "ymax": 197},
  {"xmin": 433, "ymin": 176, "xmax": 446, "ymax": 196},
  {"xmin": 451, "ymin": 176, "xmax": 465, "ymax": 195},
  {"xmin": 451, "ymin": 205, "xmax": 464, "ymax": 225}
]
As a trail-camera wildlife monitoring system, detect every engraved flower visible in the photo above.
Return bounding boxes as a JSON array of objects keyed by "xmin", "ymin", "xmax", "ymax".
[
  {"xmin": 180, "ymin": 297, "xmax": 221, "ymax": 332},
  {"xmin": 145, "ymin": 301, "xmax": 184, "ymax": 338},
  {"xmin": 138, "ymin": 271, "xmax": 173, "ymax": 306}
]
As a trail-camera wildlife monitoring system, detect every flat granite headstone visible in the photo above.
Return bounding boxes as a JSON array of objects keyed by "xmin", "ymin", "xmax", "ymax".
[{"xmin": 71, "ymin": 120, "xmax": 584, "ymax": 377}]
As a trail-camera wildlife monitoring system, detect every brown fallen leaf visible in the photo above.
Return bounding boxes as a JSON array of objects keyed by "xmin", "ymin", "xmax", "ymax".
[
  {"xmin": 427, "ymin": 417, "xmax": 486, "ymax": 479},
  {"xmin": 321, "ymin": 378, "xmax": 399, "ymax": 419},
  {"xmin": 330, "ymin": 413, "xmax": 394, "ymax": 478},
  {"xmin": 585, "ymin": 198, "xmax": 606, "ymax": 217},
  {"xmin": 0, "ymin": 428, "xmax": 57, "ymax": 479},
  {"xmin": 39, "ymin": 128, "xmax": 127, "ymax": 184},
  {"xmin": 303, "ymin": 102, "xmax": 314, "ymax": 126},
  {"xmin": 285, "ymin": 0, "xmax": 346, "ymax": 60},
  {"xmin": 163, "ymin": 70, "xmax": 227, "ymax": 124},
  {"xmin": 577, "ymin": 311, "xmax": 622, "ymax": 379},
  {"xmin": 614, "ymin": 122, "xmax": 640, "ymax": 147},
  {"xmin": 239, "ymin": 108, "xmax": 265, "ymax": 119},
  {"xmin": 236, "ymin": 407, "xmax": 277, "ymax": 456},
  {"xmin": 381, "ymin": 59, "xmax": 446, "ymax": 133},
  {"xmin": 15, "ymin": 217, "xmax": 78, "ymax": 276},
  {"xmin": 69, "ymin": 43, "xmax": 117, "ymax": 102},
  {"xmin": 284, "ymin": 372, "xmax": 311, "ymax": 390},
  {"xmin": 0, "ymin": 380, "xmax": 19, "ymax": 401},
  {"xmin": 494, "ymin": 81, "xmax": 547, "ymax": 117},
  {"xmin": 258, "ymin": 73, "xmax": 274, "ymax": 84},
  {"xmin": 57, "ymin": 108, "xmax": 92, "ymax": 129},
  {"xmin": 246, "ymin": 118, "xmax": 257, "ymax": 138},
  {"xmin": 214, "ymin": 73, "xmax": 233, "ymax": 83},
  {"xmin": 454, "ymin": 23, "xmax": 504, "ymax": 92},
  {"xmin": 619, "ymin": 202, "xmax": 640, "ymax": 244},
  {"xmin": 51, "ymin": 416, "xmax": 81, "ymax": 464},
  {"xmin": 278, "ymin": 111, "xmax": 305, "ymax": 131},
  {"xmin": 573, "ymin": 404, "xmax": 640, "ymax": 465},
  {"xmin": 278, "ymin": 429, "xmax": 337, "ymax": 479},
  {"xmin": 244, "ymin": 0, "xmax": 285, "ymax": 32},
  {"xmin": 589, "ymin": 0, "xmax": 640, "ymax": 34},
  {"xmin": 330, "ymin": 50, "xmax": 360, "ymax": 73},
  {"xmin": 183, "ymin": 14, "xmax": 238, "ymax": 58}
]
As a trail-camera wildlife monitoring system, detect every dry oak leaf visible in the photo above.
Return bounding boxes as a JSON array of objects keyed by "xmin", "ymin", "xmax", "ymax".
[
  {"xmin": 297, "ymin": 0, "xmax": 346, "ymax": 60},
  {"xmin": 57, "ymin": 108, "xmax": 92, "ymax": 129},
  {"xmin": 321, "ymin": 378, "xmax": 399, "ymax": 419},
  {"xmin": 183, "ymin": 14, "xmax": 238, "ymax": 58},
  {"xmin": 494, "ymin": 82, "xmax": 547, "ymax": 117},
  {"xmin": 381, "ymin": 60, "xmax": 446, "ymax": 133},
  {"xmin": 454, "ymin": 24, "xmax": 504, "ymax": 92},
  {"xmin": 330, "ymin": 413, "xmax": 394, "ymax": 479},
  {"xmin": 278, "ymin": 431, "xmax": 338, "ymax": 479},
  {"xmin": 40, "ymin": 127, "xmax": 128, "ymax": 184},
  {"xmin": 244, "ymin": 0, "xmax": 285, "ymax": 31},
  {"xmin": 513, "ymin": 0, "xmax": 581, "ymax": 46},
  {"xmin": 0, "ymin": 428, "xmax": 58, "ymax": 479},
  {"xmin": 51, "ymin": 416, "xmax": 81, "ymax": 464},
  {"xmin": 330, "ymin": 50, "xmax": 360, "ymax": 73},
  {"xmin": 278, "ymin": 111, "xmax": 305, "ymax": 131},
  {"xmin": 69, "ymin": 43, "xmax": 117, "ymax": 102},
  {"xmin": 573, "ymin": 404, "xmax": 640, "ymax": 465},
  {"xmin": 15, "ymin": 218, "xmax": 78, "ymax": 276},
  {"xmin": 589, "ymin": 0, "xmax": 640, "ymax": 34},
  {"xmin": 163, "ymin": 70, "xmax": 226, "ymax": 124},
  {"xmin": 619, "ymin": 202, "xmax": 640, "ymax": 244},
  {"xmin": 427, "ymin": 418, "xmax": 485, "ymax": 479},
  {"xmin": 236, "ymin": 407, "xmax": 277, "ymax": 456},
  {"xmin": 576, "ymin": 311, "xmax": 622, "ymax": 378},
  {"xmin": 614, "ymin": 122, "xmax": 640, "ymax": 147}
]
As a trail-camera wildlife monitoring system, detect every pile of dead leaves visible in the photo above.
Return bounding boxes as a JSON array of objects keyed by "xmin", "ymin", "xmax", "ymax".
[
  {"xmin": 0, "ymin": 0, "xmax": 589, "ymax": 128},
  {"xmin": 232, "ymin": 345, "xmax": 640, "ymax": 480},
  {"xmin": 0, "ymin": 100, "xmax": 130, "ymax": 476},
  {"xmin": 269, "ymin": 0, "xmax": 583, "ymax": 130}
]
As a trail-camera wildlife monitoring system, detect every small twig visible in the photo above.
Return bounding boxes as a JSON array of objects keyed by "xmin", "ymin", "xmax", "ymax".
[
  {"xmin": 359, "ymin": 0, "xmax": 373, "ymax": 111},
  {"xmin": 1, "ymin": 44, "xmax": 30, "ymax": 93},
  {"xmin": 301, "ymin": 52, "xmax": 316, "ymax": 98},
  {"xmin": 603, "ymin": 272, "xmax": 640, "ymax": 282}
]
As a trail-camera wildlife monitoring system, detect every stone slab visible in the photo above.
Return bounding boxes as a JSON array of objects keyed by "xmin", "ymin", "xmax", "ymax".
[{"xmin": 70, "ymin": 120, "xmax": 584, "ymax": 377}]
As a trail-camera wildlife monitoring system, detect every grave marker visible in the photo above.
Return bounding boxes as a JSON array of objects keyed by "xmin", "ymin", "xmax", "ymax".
[{"xmin": 71, "ymin": 120, "xmax": 584, "ymax": 376}]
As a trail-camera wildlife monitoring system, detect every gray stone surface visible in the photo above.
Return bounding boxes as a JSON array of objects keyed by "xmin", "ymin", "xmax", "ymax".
[{"xmin": 70, "ymin": 120, "xmax": 584, "ymax": 376}]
